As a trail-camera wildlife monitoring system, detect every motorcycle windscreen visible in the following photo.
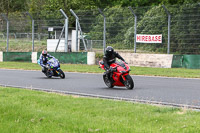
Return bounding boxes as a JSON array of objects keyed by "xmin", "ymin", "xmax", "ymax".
[
  {"xmin": 115, "ymin": 60, "xmax": 125, "ymax": 67},
  {"xmin": 49, "ymin": 58, "xmax": 59, "ymax": 67}
]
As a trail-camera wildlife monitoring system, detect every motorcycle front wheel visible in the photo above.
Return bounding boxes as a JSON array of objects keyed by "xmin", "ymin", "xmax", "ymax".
[
  {"xmin": 124, "ymin": 75, "xmax": 134, "ymax": 89},
  {"xmin": 59, "ymin": 69, "xmax": 65, "ymax": 79},
  {"xmin": 103, "ymin": 74, "xmax": 114, "ymax": 88}
]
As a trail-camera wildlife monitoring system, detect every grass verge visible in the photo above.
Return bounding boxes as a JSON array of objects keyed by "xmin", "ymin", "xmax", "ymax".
[
  {"xmin": 0, "ymin": 39, "xmax": 46, "ymax": 52},
  {"xmin": 0, "ymin": 62, "xmax": 200, "ymax": 78},
  {"xmin": 1, "ymin": 87, "xmax": 200, "ymax": 132}
]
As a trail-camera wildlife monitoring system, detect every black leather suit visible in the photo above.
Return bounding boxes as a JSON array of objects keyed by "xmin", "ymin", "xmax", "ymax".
[{"xmin": 103, "ymin": 51, "xmax": 125, "ymax": 71}]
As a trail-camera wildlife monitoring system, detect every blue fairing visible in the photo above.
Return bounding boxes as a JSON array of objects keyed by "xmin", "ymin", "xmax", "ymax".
[{"xmin": 47, "ymin": 58, "xmax": 60, "ymax": 69}]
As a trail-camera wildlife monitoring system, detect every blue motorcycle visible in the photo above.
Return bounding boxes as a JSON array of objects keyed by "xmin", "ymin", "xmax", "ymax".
[{"xmin": 38, "ymin": 57, "xmax": 65, "ymax": 79}]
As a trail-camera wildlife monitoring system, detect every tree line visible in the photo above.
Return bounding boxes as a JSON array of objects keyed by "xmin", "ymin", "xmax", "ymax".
[
  {"xmin": 0, "ymin": 0, "xmax": 199, "ymax": 54},
  {"xmin": 0, "ymin": 0, "xmax": 199, "ymax": 15}
]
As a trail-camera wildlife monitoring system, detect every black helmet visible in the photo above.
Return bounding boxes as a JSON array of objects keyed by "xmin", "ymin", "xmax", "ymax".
[
  {"xmin": 105, "ymin": 46, "xmax": 114, "ymax": 56},
  {"xmin": 42, "ymin": 50, "xmax": 47, "ymax": 56}
]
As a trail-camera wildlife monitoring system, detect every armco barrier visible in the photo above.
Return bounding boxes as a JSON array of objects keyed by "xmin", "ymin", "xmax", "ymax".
[{"xmin": 3, "ymin": 52, "xmax": 32, "ymax": 62}]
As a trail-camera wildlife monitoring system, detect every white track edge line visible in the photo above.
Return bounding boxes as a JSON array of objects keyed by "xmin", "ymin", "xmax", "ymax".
[{"xmin": 0, "ymin": 83, "xmax": 200, "ymax": 111}]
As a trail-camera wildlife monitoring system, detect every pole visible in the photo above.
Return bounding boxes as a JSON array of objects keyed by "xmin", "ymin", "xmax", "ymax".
[
  {"xmin": 6, "ymin": 21, "xmax": 9, "ymax": 52},
  {"xmin": 98, "ymin": 8, "xmax": 106, "ymax": 54},
  {"xmin": 32, "ymin": 20, "xmax": 34, "ymax": 52},
  {"xmin": 2, "ymin": 14, "xmax": 9, "ymax": 52},
  {"xmin": 76, "ymin": 19, "xmax": 78, "ymax": 51},
  {"xmin": 162, "ymin": 5, "xmax": 171, "ymax": 54},
  {"xmin": 26, "ymin": 12, "xmax": 34, "ymax": 52},
  {"xmin": 60, "ymin": 9, "xmax": 69, "ymax": 52},
  {"xmin": 55, "ymin": 25, "xmax": 65, "ymax": 52},
  {"xmin": 64, "ymin": 19, "xmax": 68, "ymax": 52},
  {"xmin": 128, "ymin": 7, "xmax": 137, "ymax": 53},
  {"xmin": 70, "ymin": 9, "xmax": 87, "ymax": 51}
]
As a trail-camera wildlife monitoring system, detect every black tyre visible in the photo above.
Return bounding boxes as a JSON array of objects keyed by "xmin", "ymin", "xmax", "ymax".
[
  {"xmin": 103, "ymin": 75, "xmax": 114, "ymax": 88},
  {"xmin": 124, "ymin": 75, "xmax": 134, "ymax": 89},
  {"xmin": 46, "ymin": 71, "xmax": 52, "ymax": 78},
  {"xmin": 59, "ymin": 69, "xmax": 65, "ymax": 79}
]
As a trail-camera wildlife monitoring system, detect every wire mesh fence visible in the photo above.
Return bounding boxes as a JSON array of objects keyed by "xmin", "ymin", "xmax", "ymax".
[
  {"xmin": 167, "ymin": 4, "xmax": 200, "ymax": 54},
  {"xmin": 0, "ymin": 10, "xmax": 65, "ymax": 52},
  {"xmin": 0, "ymin": 3, "xmax": 199, "ymax": 54},
  {"xmin": 74, "ymin": 3, "xmax": 200, "ymax": 54}
]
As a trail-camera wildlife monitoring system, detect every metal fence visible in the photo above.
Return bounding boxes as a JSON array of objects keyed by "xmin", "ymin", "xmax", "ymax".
[
  {"xmin": 75, "ymin": 3, "xmax": 200, "ymax": 54},
  {"xmin": 0, "ymin": 10, "xmax": 65, "ymax": 52},
  {"xmin": 0, "ymin": 3, "xmax": 200, "ymax": 54}
]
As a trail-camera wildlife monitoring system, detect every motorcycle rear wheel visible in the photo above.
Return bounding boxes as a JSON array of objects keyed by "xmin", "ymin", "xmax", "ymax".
[
  {"xmin": 59, "ymin": 69, "xmax": 65, "ymax": 79},
  {"xmin": 103, "ymin": 75, "xmax": 114, "ymax": 88},
  {"xmin": 124, "ymin": 75, "xmax": 134, "ymax": 89}
]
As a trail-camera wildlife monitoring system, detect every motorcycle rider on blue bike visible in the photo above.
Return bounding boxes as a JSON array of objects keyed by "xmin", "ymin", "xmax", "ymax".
[
  {"xmin": 103, "ymin": 46, "xmax": 127, "ymax": 79},
  {"xmin": 39, "ymin": 50, "xmax": 54, "ymax": 74}
]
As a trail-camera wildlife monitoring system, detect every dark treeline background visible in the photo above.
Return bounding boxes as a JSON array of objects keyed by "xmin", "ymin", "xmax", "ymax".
[{"xmin": 0, "ymin": 0, "xmax": 199, "ymax": 15}]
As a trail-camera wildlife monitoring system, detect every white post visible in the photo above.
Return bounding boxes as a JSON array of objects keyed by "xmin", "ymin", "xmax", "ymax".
[
  {"xmin": 0, "ymin": 51, "xmax": 3, "ymax": 62},
  {"xmin": 87, "ymin": 52, "xmax": 95, "ymax": 65},
  {"xmin": 31, "ymin": 52, "xmax": 38, "ymax": 63}
]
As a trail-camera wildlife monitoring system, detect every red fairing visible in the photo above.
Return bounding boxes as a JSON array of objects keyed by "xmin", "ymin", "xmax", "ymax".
[{"xmin": 99, "ymin": 60, "xmax": 131, "ymax": 87}]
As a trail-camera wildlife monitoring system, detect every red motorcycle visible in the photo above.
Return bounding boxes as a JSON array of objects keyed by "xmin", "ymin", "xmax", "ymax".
[{"xmin": 99, "ymin": 60, "xmax": 134, "ymax": 89}]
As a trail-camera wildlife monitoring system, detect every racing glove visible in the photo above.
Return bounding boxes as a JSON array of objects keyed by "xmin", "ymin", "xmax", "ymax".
[{"xmin": 45, "ymin": 64, "xmax": 50, "ymax": 70}]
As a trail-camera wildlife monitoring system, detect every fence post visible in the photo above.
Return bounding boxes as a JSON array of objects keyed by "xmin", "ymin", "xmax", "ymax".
[
  {"xmin": 60, "ymin": 9, "xmax": 69, "ymax": 52},
  {"xmin": 162, "ymin": 5, "xmax": 171, "ymax": 54},
  {"xmin": 26, "ymin": 12, "xmax": 34, "ymax": 52},
  {"xmin": 70, "ymin": 9, "xmax": 87, "ymax": 51},
  {"xmin": 128, "ymin": 7, "xmax": 137, "ymax": 53},
  {"xmin": 98, "ymin": 8, "xmax": 106, "ymax": 54},
  {"xmin": 55, "ymin": 24, "xmax": 65, "ymax": 52},
  {"xmin": 75, "ymin": 18, "xmax": 78, "ymax": 52},
  {"xmin": 2, "ymin": 14, "xmax": 9, "ymax": 52}
]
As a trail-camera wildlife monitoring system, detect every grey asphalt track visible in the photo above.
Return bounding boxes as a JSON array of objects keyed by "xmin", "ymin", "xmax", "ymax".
[{"xmin": 0, "ymin": 69, "xmax": 200, "ymax": 108}]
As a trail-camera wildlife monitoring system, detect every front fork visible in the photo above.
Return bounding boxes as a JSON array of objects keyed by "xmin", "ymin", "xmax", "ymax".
[
  {"xmin": 55, "ymin": 68, "xmax": 61, "ymax": 75},
  {"xmin": 121, "ymin": 73, "xmax": 129, "ymax": 81}
]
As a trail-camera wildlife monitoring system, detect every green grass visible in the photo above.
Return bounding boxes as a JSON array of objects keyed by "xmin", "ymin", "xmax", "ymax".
[
  {"xmin": 0, "ymin": 61, "xmax": 200, "ymax": 78},
  {"xmin": 0, "ymin": 39, "xmax": 46, "ymax": 52},
  {"xmin": 0, "ymin": 87, "xmax": 200, "ymax": 132}
]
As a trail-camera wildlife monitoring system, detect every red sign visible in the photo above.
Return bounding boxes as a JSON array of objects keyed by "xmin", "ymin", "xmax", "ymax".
[{"xmin": 136, "ymin": 34, "xmax": 162, "ymax": 43}]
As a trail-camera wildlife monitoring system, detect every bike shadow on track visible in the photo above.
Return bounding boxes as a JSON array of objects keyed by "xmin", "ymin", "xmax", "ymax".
[
  {"xmin": 37, "ymin": 77, "xmax": 65, "ymax": 80},
  {"xmin": 101, "ymin": 87, "xmax": 132, "ymax": 91}
]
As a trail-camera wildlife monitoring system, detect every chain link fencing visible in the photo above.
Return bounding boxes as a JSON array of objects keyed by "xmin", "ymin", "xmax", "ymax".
[
  {"xmin": 75, "ymin": 3, "xmax": 199, "ymax": 54},
  {"xmin": 0, "ymin": 3, "xmax": 199, "ymax": 54},
  {"xmin": 0, "ymin": 10, "xmax": 65, "ymax": 52}
]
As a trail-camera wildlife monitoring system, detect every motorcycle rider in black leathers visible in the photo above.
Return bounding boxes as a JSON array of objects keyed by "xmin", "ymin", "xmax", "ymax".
[
  {"xmin": 39, "ymin": 50, "xmax": 54, "ymax": 74},
  {"xmin": 103, "ymin": 46, "xmax": 126, "ymax": 79}
]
